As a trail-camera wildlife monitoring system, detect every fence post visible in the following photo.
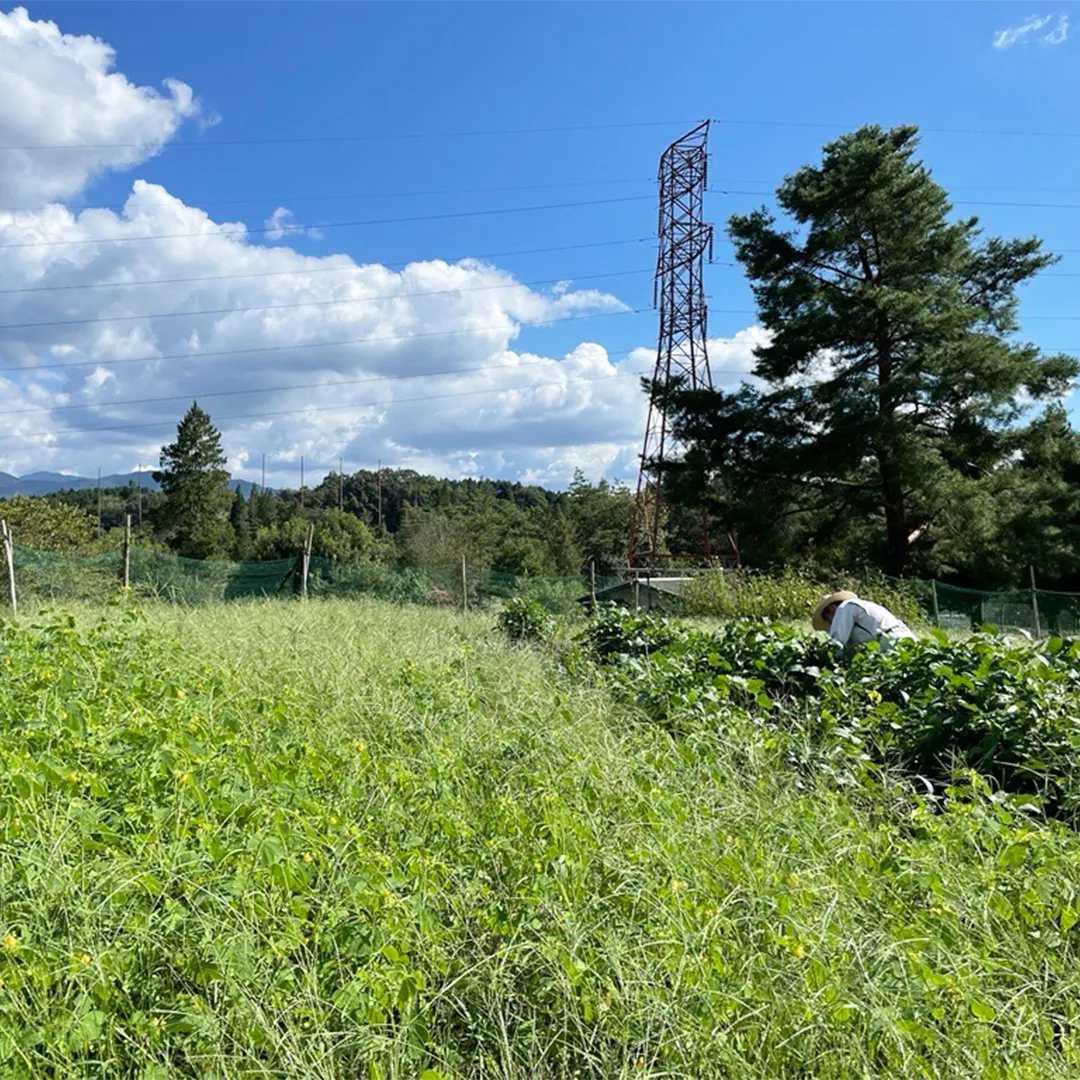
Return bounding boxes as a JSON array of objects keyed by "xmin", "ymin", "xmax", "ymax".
[
  {"xmin": 1, "ymin": 521, "xmax": 15, "ymax": 615},
  {"xmin": 461, "ymin": 554, "xmax": 468, "ymax": 613},
  {"xmin": 1030, "ymin": 565, "xmax": 1042, "ymax": 638},
  {"xmin": 931, "ymin": 579, "xmax": 941, "ymax": 629},
  {"xmin": 590, "ymin": 560, "xmax": 596, "ymax": 610},
  {"xmin": 121, "ymin": 514, "xmax": 132, "ymax": 590},
  {"xmin": 300, "ymin": 523, "xmax": 314, "ymax": 600}
]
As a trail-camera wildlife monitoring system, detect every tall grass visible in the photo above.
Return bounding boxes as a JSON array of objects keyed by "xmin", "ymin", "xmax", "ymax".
[
  {"xmin": 679, "ymin": 568, "xmax": 926, "ymax": 626},
  {"xmin": 0, "ymin": 599, "xmax": 1078, "ymax": 1077}
]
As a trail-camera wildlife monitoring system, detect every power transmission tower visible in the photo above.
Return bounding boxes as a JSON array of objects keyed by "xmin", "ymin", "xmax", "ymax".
[{"xmin": 627, "ymin": 120, "xmax": 715, "ymax": 568}]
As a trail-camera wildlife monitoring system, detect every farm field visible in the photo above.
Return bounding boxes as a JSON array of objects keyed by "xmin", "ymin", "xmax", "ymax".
[{"xmin": 1, "ymin": 599, "xmax": 1080, "ymax": 1079}]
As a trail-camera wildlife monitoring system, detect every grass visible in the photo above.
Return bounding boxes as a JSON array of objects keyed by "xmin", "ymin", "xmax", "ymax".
[{"xmin": 0, "ymin": 598, "xmax": 1079, "ymax": 1077}]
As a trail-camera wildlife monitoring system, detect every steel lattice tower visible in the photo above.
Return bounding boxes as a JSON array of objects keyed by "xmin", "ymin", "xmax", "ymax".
[{"xmin": 627, "ymin": 120, "xmax": 714, "ymax": 567}]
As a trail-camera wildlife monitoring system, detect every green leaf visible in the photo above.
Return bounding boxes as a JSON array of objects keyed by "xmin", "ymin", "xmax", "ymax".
[{"xmin": 970, "ymin": 999, "xmax": 996, "ymax": 1022}]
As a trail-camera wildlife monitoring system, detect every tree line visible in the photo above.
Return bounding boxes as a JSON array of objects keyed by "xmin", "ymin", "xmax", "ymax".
[{"xmin": 21, "ymin": 401, "xmax": 635, "ymax": 577}]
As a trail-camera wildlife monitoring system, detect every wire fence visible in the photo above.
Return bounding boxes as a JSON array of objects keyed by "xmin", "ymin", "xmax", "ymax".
[{"xmin": 6, "ymin": 539, "xmax": 1080, "ymax": 635}]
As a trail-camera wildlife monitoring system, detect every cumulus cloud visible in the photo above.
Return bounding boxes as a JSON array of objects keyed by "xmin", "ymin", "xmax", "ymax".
[
  {"xmin": 992, "ymin": 12, "xmax": 1068, "ymax": 49},
  {"xmin": 0, "ymin": 7, "xmax": 201, "ymax": 207},
  {"xmin": 0, "ymin": 179, "xmax": 643, "ymax": 484}
]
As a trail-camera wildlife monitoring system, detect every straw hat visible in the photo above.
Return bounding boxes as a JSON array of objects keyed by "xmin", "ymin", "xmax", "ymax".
[{"xmin": 812, "ymin": 590, "xmax": 858, "ymax": 632}]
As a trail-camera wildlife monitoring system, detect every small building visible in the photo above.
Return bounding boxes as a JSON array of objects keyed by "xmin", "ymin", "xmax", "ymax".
[{"xmin": 579, "ymin": 576, "xmax": 691, "ymax": 613}]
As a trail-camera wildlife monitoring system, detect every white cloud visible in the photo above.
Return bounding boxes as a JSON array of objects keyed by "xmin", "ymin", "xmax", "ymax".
[
  {"xmin": 264, "ymin": 207, "xmax": 323, "ymax": 243},
  {"xmin": 0, "ymin": 7, "xmax": 201, "ymax": 207},
  {"xmin": 1044, "ymin": 13, "xmax": 1069, "ymax": 44},
  {"xmin": 0, "ymin": 180, "xmax": 645, "ymax": 485},
  {"xmin": 992, "ymin": 12, "xmax": 1068, "ymax": 49}
]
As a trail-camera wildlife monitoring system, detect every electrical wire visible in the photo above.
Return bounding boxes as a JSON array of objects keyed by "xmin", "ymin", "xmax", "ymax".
[
  {"xmin": 0, "ymin": 369, "xmax": 656, "ymax": 444},
  {"xmin": 0, "ymin": 350, "xmax": 762, "ymax": 422},
  {"xmin": 0, "ymin": 194, "xmax": 655, "ymax": 250},
  {"xmin": 0, "ymin": 307, "xmax": 647, "ymax": 377},
  {"xmin": 0, "ymin": 176, "xmax": 654, "ymax": 216},
  {"xmin": 0, "ymin": 237, "xmax": 656, "ymax": 297},
  {"xmin": 0, "ymin": 268, "xmax": 651, "ymax": 333},
  {"xmin": 0, "ymin": 118, "xmax": 700, "ymax": 152}
]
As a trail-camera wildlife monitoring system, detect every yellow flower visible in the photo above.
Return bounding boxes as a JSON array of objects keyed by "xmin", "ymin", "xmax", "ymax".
[
  {"xmin": 302, "ymin": 852, "xmax": 314, "ymax": 864},
  {"xmin": 670, "ymin": 877, "xmax": 687, "ymax": 893},
  {"xmin": 177, "ymin": 773, "xmax": 191, "ymax": 785},
  {"xmin": 3, "ymin": 934, "xmax": 17, "ymax": 951},
  {"xmin": 78, "ymin": 952, "xmax": 92, "ymax": 965},
  {"xmin": 329, "ymin": 816, "xmax": 339, "ymax": 826},
  {"xmin": 787, "ymin": 872, "xmax": 800, "ymax": 887},
  {"xmin": 174, "ymin": 687, "xmax": 185, "ymax": 699},
  {"xmin": 793, "ymin": 943, "xmax": 806, "ymax": 960}
]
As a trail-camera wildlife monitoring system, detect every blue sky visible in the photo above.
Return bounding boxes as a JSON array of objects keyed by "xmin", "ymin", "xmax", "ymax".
[{"xmin": 2, "ymin": 2, "xmax": 1078, "ymax": 487}]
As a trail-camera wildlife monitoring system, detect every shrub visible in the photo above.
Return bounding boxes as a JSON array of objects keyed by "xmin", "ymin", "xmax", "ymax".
[{"xmin": 497, "ymin": 596, "xmax": 554, "ymax": 643}]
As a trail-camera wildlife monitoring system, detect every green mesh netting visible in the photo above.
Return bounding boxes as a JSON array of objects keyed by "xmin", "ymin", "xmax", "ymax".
[
  {"xmin": 11, "ymin": 540, "xmax": 1076, "ymax": 635},
  {"xmin": 9, "ymin": 543, "xmax": 612, "ymax": 613}
]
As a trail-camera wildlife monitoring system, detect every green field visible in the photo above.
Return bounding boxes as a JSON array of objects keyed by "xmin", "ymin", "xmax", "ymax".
[{"xmin": 2, "ymin": 599, "xmax": 1079, "ymax": 1078}]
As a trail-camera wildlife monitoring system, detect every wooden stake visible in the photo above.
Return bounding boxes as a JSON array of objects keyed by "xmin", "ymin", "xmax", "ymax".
[
  {"xmin": 1031, "ymin": 565, "xmax": 1042, "ymax": 638},
  {"xmin": 590, "ymin": 560, "xmax": 597, "ymax": 610},
  {"xmin": 300, "ymin": 523, "xmax": 314, "ymax": 600},
  {"xmin": 931, "ymin": 579, "xmax": 941, "ymax": 628},
  {"xmin": 122, "ymin": 514, "xmax": 131, "ymax": 589},
  {"xmin": 1, "ymin": 520, "xmax": 15, "ymax": 615},
  {"xmin": 461, "ymin": 554, "xmax": 468, "ymax": 613}
]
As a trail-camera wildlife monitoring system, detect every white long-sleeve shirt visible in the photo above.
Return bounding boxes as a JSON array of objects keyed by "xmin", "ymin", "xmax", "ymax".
[{"xmin": 829, "ymin": 598, "xmax": 915, "ymax": 654}]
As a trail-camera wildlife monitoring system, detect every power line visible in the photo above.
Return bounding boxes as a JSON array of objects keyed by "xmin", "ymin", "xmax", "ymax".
[
  {"xmin": 0, "ymin": 119, "xmax": 700, "ymax": 152},
  {"xmin": 0, "ymin": 369, "xmax": 656, "ymax": 444},
  {"xmin": 13, "ymin": 114, "xmax": 1080, "ymax": 152},
  {"xmin": 0, "ymin": 353, "xmax": 641, "ymax": 419},
  {"xmin": 0, "ymin": 176, "xmax": 653, "ymax": 216},
  {"xmin": 0, "ymin": 307, "xmax": 647, "ymax": 377},
  {"xmin": 0, "ymin": 268, "xmax": 651, "ymax": 333},
  {"xmin": 0, "ymin": 194, "xmax": 655, "ymax": 250},
  {"xmin": 0, "ymin": 351, "xmax": 766, "ymax": 422},
  {"xmin": 711, "ymin": 185, "xmax": 1080, "ymax": 212},
  {"xmin": 0, "ymin": 237, "xmax": 655, "ymax": 297},
  {"xmin": 717, "ymin": 117, "xmax": 1080, "ymax": 140}
]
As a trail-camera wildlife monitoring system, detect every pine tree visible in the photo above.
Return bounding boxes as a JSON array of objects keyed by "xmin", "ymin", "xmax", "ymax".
[
  {"xmin": 153, "ymin": 402, "xmax": 235, "ymax": 559},
  {"xmin": 665, "ymin": 125, "xmax": 1079, "ymax": 576}
]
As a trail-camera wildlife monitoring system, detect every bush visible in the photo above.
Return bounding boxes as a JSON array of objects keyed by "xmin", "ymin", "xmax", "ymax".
[{"xmin": 497, "ymin": 596, "xmax": 554, "ymax": 643}]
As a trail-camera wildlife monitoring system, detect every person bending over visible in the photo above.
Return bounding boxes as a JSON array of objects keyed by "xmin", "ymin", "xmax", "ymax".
[{"xmin": 812, "ymin": 590, "xmax": 915, "ymax": 656}]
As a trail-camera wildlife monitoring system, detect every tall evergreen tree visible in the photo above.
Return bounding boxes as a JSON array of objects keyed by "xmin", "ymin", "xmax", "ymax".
[
  {"xmin": 665, "ymin": 125, "xmax": 1078, "ymax": 576},
  {"xmin": 153, "ymin": 402, "xmax": 235, "ymax": 559}
]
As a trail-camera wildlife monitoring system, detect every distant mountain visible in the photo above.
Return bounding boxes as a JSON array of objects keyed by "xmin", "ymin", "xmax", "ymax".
[{"xmin": 0, "ymin": 471, "xmax": 261, "ymax": 498}]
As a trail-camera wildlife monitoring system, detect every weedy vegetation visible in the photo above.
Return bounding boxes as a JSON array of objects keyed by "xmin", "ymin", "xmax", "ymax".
[{"xmin": 1, "ymin": 598, "xmax": 1079, "ymax": 1078}]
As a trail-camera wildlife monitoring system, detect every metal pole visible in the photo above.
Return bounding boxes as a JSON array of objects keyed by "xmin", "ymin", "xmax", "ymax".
[
  {"xmin": 97, "ymin": 467, "xmax": 102, "ymax": 537},
  {"xmin": 301, "ymin": 523, "xmax": 314, "ymax": 601},
  {"xmin": 1, "ymin": 521, "xmax": 15, "ymax": 615},
  {"xmin": 300, "ymin": 455, "xmax": 305, "ymax": 507},
  {"xmin": 122, "ymin": 514, "xmax": 131, "ymax": 589},
  {"xmin": 1031, "ymin": 566, "xmax": 1042, "ymax": 637},
  {"xmin": 931, "ymin": 579, "xmax": 941, "ymax": 629},
  {"xmin": 339, "ymin": 457, "xmax": 344, "ymax": 512},
  {"xmin": 136, "ymin": 464, "xmax": 143, "ymax": 527},
  {"xmin": 461, "ymin": 554, "xmax": 468, "ymax": 613},
  {"xmin": 377, "ymin": 459, "xmax": 383, "ymax": 530},
  {"xmin": 261, "ymin": 453, "xmax": 266, "ymax": 491},
  {"xmin": 590, "ymin": 560, "xmax": 597, "ymax": 610}
]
